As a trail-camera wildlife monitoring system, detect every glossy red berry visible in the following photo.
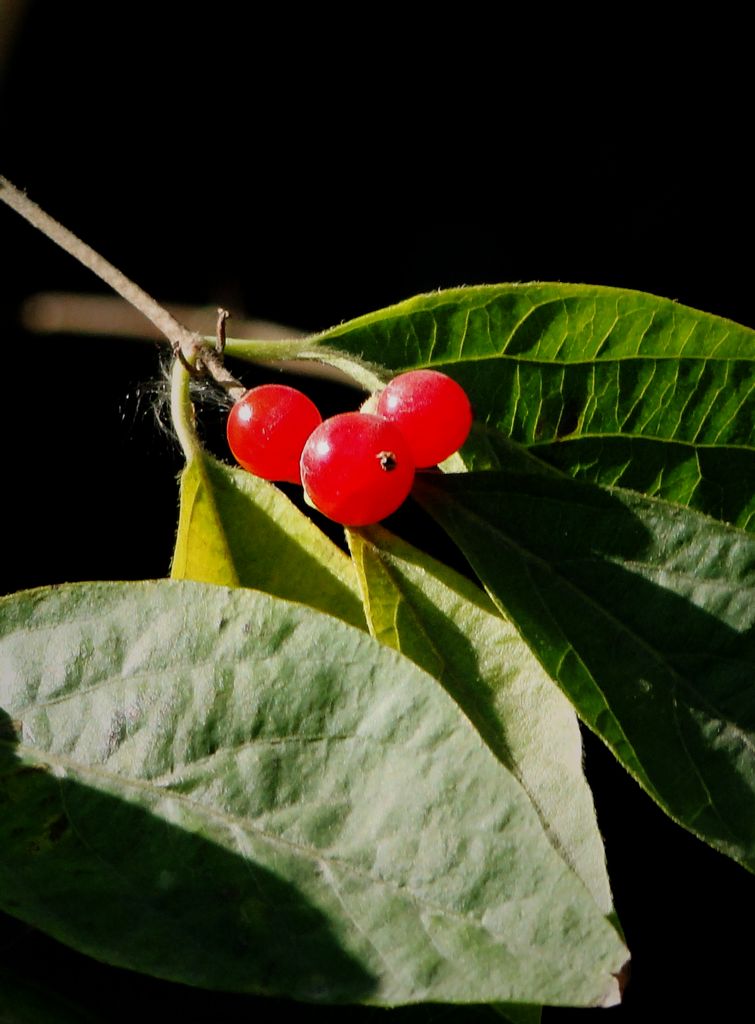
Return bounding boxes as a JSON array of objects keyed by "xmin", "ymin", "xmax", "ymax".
[
  {"xmin": 227, "ymin": 384, "xmax": 322, "ymax": 484},
  {"xmin": 376, "ymin": 369, "xmax": 472, "ymax": 468},
  {"xmin": 300, "ymin": 412, "xmax": 415, "ymax": 526}
]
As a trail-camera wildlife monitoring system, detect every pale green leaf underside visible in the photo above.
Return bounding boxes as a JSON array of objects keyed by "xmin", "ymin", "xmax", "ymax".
[
  {"xmin": 228, "ymin": 284, "xmax": 754, "ymax": 528},
  {"xmin": 171, "ymin": 451, "xmax": 365, "ymax": 629},
  {"xmin": 0, "ymin": 581, "xmax": 627, "ymax": 1007},
  {"xmin": 348, "ymin": 525, "xmax": 614, "ymax": 917},
  {"xmin": 415, "ymin": 469, "xmax": 755, "ymax": 872}
]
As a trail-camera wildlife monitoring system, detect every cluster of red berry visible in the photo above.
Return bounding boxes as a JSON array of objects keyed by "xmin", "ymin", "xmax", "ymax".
[{"xmin": 226, "ymin": 370, "xmax": 472, "ymax": 526}]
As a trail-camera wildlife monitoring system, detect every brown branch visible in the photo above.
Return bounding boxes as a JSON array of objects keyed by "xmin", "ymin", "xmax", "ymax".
[
  {"xmin": 0, "ymin": 175, "xmax": 203, "ymax": 363},
  {"xmin": 0, "ymin": 175, "xmax": 260, "ymax": 402}
]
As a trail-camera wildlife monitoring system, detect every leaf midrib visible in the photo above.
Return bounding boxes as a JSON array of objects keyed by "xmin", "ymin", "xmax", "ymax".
[
  {"xmin": 357, "ymin": 544, "xmax": 603, "ymax": 900},
  {"xmin": 528, "ymin": 434, "xmax": 754, "ymax": 453},
  {"xmin": 323, "ymin": 345, "xmax": 755, "ymax": 368},
  {"xmin": 4, "ymin": 739, "xmax": 595, "ymax": 946}
]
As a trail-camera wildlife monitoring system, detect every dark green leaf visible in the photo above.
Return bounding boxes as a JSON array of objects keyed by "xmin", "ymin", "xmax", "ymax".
[
  {"xmin": 0, "ymin": 581, "xmax": 627, "ymax": 1006},
  {"xmin": 0, "ymin": 914, "xmax": 532, "ymax": 1024},
  {"xmin": 172, "ymin": 450, "xmax": 365, "ymax": 628},
  {"xmin": 348, "ymin": 525, "xmax": 614, "ymax": 916},
  {"xmin": 415, "ymin": 469, "xmax": 755, "ymax": 871},
  {"xmin": 532, "ymin": 436, "xmax": 755, "ymax": 533},
  {"xmin": 230, "ymin": 285, "xmax": 754, "ymax": 527},
  {"xmin": 490, "ymin": 1007, "xmax": 541, "ymax": 1024}
]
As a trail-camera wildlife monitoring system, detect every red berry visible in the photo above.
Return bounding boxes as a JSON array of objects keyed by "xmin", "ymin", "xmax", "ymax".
[
  {"xmin": 300, "ymin": 412, "xmax": 415, "ymax": 526},
  {"xmin": 376, "ymin": 369, "xmax": 472, "ymax": 467},
  {"xmin": 227, "ymin": 384, "xmax": 322, "ymax": 484}
]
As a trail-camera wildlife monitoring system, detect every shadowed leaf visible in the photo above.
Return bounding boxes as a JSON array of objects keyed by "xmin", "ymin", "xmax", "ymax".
[{"xmin": 415, "ymin": 469, "xmax": 755, "ymax": 872}]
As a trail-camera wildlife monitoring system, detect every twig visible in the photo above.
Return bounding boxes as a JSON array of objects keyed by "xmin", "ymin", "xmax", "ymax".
[
  {"xmin": 0, "ymin": 175, "xmax": 204, "ymax": 365},
  {"xmin": 0, "ymin": 178, "xmax": 361, "ymax": 395},
  {"xmin": 195, "ymin": 347, "xmax": 247, "ymax": 402},
  {"xmin": 215, "ymin": 308, "xmax": 229, "ymax": 353}
]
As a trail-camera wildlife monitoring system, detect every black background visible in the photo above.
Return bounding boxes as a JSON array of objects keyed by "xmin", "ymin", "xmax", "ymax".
[{"xmin": 1, "ymin": 4, "xmax": 753, "ymax": 1021}]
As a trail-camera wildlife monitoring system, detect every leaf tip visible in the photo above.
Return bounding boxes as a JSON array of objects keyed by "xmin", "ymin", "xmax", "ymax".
[{"xmin": 600, "ymin": 958, "xmax": 631, "ymax": 1007}]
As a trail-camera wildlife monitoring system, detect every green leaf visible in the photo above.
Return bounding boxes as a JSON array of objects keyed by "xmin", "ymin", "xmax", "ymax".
[
  {"xmin": 233, "ymin": 284, "xmax": 754, "ymax": 527},
  {"xmin": 490, "ymin": 1007, "xmax": 541, "ymax": 1024},
  {"xmin": 347, "ymin": 530, "xmax": 601, "ymax": 1024},
  {"xmin": 348, "ymin": 525, "xmax": 614, "ymax": 917},
  {"xmin": 0, "ymin": 581, "xmax": 627, "ymax": 1007},
  {"xmin": 171, "ymin": 450, "xmax": 365, "ymax": 629},
  {"xmin": 528, "ymin": 436, "xmax": 755, "ymax": 532},
  {"xmin": 414, "ymin": 468, "xmax": 755, "ymax": 872},
  {"xmin": 0, "ymin": 916, "xmax": 528, "ymax": 1024}
]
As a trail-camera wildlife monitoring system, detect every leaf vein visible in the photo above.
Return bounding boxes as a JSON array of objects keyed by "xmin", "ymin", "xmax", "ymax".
[{"xmin": 12, "ymin": 742, "xmax": 549, "ymax": 938}]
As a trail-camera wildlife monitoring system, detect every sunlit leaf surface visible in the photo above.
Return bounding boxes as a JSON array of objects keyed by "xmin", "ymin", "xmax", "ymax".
[
  {"xmin": 230, "ymin": 285, "xmax": 754, "ymax": 528},
  {"xmin": 0, "ymin": 581, "xmax": 627, "ymax": 1006},
  {"xmin": 349, "ymin": 525, "xmax": 615, "ymax": 915}
]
